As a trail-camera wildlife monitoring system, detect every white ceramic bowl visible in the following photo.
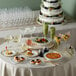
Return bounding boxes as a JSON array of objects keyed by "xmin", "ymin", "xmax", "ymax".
[{"xmin": 44, "ymin": 51, "xmax": 62, "ymax": 61}]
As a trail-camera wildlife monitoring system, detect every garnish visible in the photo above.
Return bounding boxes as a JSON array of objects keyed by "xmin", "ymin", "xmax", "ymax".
[
  {"xmin": 5, "ymin": 46, "xmax": 8, "ymax": 51},
  {"xmin": 54, "ymin": 36, "xmax": 61, "ymax": 45},
  {"xmin": 35, "ymin": 38, "xmax": 48, "ymax": 43}
]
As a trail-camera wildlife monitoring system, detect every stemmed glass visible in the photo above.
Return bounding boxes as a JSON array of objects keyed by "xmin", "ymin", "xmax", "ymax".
[
  {"xmin": 42, "ymin": 23, "xmax": 49, "ymax": 52},
  {"xmin": 50, "ymin": 27, "xmax": 56, "ymax": 41},
  {"xmin": 5, "ymin": 35, "xmax": 13, "ymax": 49},
  {"xmin": 43, "ymin": 23, "xmax": 48, "ymax": 38},
  {"xmin": 58, "ymin": 32, "xmax": 71, "ymax": 50},
  {"xmin": 30, "ymin": 26, "xmax": 36, "ymax": 38},
  {"xmin": 20, "ymin": 27, "xmax": 30, "ymax": 38}
]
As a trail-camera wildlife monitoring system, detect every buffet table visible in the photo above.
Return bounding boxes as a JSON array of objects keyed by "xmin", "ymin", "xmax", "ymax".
[
  {"xmin": 0, "ymin": 22, "xmax": 76, "ymax": 76},
  {"xmin": 0, "ymin": 37, "xmax": 75, "ymax": 76}
]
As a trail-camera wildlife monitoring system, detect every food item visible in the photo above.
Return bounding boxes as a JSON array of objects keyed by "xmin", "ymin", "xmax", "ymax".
[
  {"xmin": 43, "ymin": 23, "xmax": 48, "ymax": 37},
  {"xmin": 26, "ymin": 51, "xmax": 33, "ymax": 56},
  {"xmin": 30, "ymin": 60, "xmax": 36, "ymax": 64},
  {"xmin": 37, "ymin": 0, "xmax": 64, "ymax": 25},
  {"xmin": 30, "ymin": 59, "xmax": 42, "ymax": 65},
  {"xmin": 26, "ymin": 49, "xmax": 33, "ymax": 56},
  {"xmin": 35, "ymin": 59, "xmax": 42, "ymax": 65},
  {"xmin": 26, "ymin": 39, "xmax": 32, "ymax": 46},
  {"xmin": 50, "ymin": 27, "xmax": 56, "ymax": 40},
  {"xmin": 35, "ymin": 38, "xmax": 48, "ymax": 43},
  {"xmin": 54, "ymin": 36, "xmax": 61, "ymax": 45},
  {"xmin": 20, "ymin": 57, "xmax": 25, "ymax": 61},
  {"xmin": 59, "ymin": 32, "xmax": 70, "ymax": 41},
  {"xmin": 14, "ymin": 56, "xmax": 25, "ymax": 62},
  {"xmin": 5, "ymin": 50, "xmax": 13, "ymax": 55},
  {"xmin": 46, "ymin": 53, "xmax": 61, "ymax": 59},
  {"xmin": 26, "ymin": 39, "xmax": 36, "ymax": 46},
  {"xmin": 61, "ymin": 34, "xmax": 70, "ymax": 41}
]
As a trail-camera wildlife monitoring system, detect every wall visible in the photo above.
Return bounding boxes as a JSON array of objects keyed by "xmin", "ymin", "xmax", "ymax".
[
  {"xmin": 0, "ymin": 0, "xmax": 41, "ymax": 10},
  {"xmin": 0, "ymin": 0, "xmax": 76, "ymax": 19},
  {"xmin": 62, "ymin": 0, "xmax": 76, "ymax": 19}
]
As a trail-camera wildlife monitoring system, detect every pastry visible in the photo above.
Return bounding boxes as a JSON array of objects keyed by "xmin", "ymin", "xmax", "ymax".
[
  {"xmin": 35, "ymin": 59, "xmax": 42, "ymax": 65},
  {"xmin": 30, "ymin": 59, "xmax": 42, "ymax": 65},
  {"xmin": 5, "ymin": 50, "xmax": 13, "ymax": 55},
  {"xmin": 14, "ymin": 56, "xmax": 25, "ymax": 62},
  {"xmin": 30, "ymin": 60, "xmax": 36, "ymax": 64}
]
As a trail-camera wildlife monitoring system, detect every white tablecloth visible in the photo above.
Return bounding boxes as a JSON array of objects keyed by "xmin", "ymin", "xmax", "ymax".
[
  {"xmin": 0, "ymin": 22, "xmax": 76, "ymax": 76},
  {"xmin": 0, "ymin": 37, "xmax": 75, "ymax": 76},
  {"xmin": 0, "ymin": 52, "xmax": 76, "ymax": 76}
]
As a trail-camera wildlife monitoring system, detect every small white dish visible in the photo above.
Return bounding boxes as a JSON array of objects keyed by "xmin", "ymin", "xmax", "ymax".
[
  {"xmin": 1, "ymin": 50, "xmax": 16, "ymax": 57},
  {"xmin": 25, "ymin": 51, "xmax": 38, "ymax": 58},
  {"xmin": 10, "ymin": 55, "xmax": 26, "ymax": 64}
]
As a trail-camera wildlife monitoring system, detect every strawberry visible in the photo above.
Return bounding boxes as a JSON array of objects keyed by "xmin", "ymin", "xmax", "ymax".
[
  {"xmin": 42, "ymin": 38, "xmax": 46, "ymax": 41},
  {"xmin": 37, "ymin": 39, "xmax": 41, "ymax": 42},
  {"xmin": 21, "ymin": 57, "xmax": 25, "ymax": 60},
  {"xmin": 28, "ymin": 49, "xmax": 32, "ymax": 52},
  {"xmin": 50, "ymin": 8, "xmax": 53, "ymax": 10}
]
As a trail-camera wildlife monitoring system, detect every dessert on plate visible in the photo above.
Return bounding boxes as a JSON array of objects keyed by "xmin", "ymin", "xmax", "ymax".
[
  {"xmin": 5, "ymin": 50, "xmax": 13, "ymax": 55},
  {"xmin": 23, "ymin": 48, "xmax": 38, "ymax": 57},
  {"xmin": 35, "ymin": 59, "xmax": 42, "ymax": 65},
  {"xmin": 30, "ymin": 59, "xmax": 42, "ymax": 65},
  {"xmin": 14, "ymin": 56, "xmax": 25, "ymax": 62},
  {"xmin": 25, "ymin": 49, "xmax": 33, "ymax": 56},
  {"xmin": 30, "ymin": 60, "xmax": 36, "ymax": 64},
  {"xmin": 33, "ymin": 37, "xmax": 50, "ymax": 46},
  {"xmin": 54, "ymin": 36, "xmax": 61, "ymax": 45},
  {"xmin": 59, "ymin": 32, "xmax": 70, "ymax": 41},
  {"xmin": 1, "ymin": 46, "xmax": 16, "ymax": 57},
  {"xmin": 35, "ymin": 37, "xmax": 48, "ymax": 43},
  {"xmin": 2, "ymin": 50, "xmax": 16, "ymax": 57}
]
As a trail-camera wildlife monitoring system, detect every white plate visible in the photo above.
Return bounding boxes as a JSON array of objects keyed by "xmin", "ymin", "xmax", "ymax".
[
  {"xmin": 25, "ymin": 51, "xmax": 38, "ymax": 58},
  {"xmin": 1, "ymin": 50, "xmax": 16, "ymax": 57},
  {"xmin": 44, "ymin": 51, "xmax": 62, "ymax": 61},
  {"xmin": 10, "ymin": 55, "xmax": 26, "ymax": 64},
  {"xmin": 32, "ymin": 37, "xmax": 51, "ymax": 46},
  {"xmin": 29, "ymin": 57, "xmax": 45, "ymax": 66}
]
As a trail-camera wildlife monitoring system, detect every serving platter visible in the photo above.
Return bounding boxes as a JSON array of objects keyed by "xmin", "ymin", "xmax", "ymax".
[
  {"xmin": 22, "ymin": 40, "xmax": 54, "ymax": 50},
  {"xmin": 44, "ymin": 51, "xmax": 62, "ymax": 61},
  {"xmin": 32, "ymin": 37, "xmax": 51, "ymax": 46}
]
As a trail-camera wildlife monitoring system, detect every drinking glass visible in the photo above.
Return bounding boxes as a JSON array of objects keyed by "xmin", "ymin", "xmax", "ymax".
[
  {"xmin": 20, "ymin": 27, "xmax": 30, "ymax": 38},
  {"xmin": 43, "ymin": 23, "xmax": 48, "ymax": 38},
  {"xmin": 50, "ymin": 27, "xmax": 56, "ymax": 41},
  {"xmin": 13, "ymin": 35, "xmax": 21, "ymax": 43},
  {"xmin": 31, "ymin": 26, "xmax": 36, "ymax": 38}
]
